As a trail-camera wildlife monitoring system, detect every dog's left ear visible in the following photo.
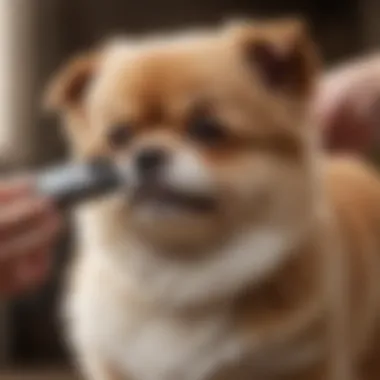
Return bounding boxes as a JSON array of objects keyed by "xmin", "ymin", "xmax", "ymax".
[
  {"xmin": 228, "ymin": 18, "xmax": 320, "ymax": 97},
  {"xmin": 43, "ymin": 52, "xmax": 98, "ymax": 113}
]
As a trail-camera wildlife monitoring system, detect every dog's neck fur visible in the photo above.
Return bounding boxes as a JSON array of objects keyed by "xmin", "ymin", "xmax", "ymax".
[
  {"xmin": 76, "ymin": 198, "xmax": 323, "ymax": 314},
  {"xmin": 74, "ymin": 204, "xmax": 329, "ymax": 379}
]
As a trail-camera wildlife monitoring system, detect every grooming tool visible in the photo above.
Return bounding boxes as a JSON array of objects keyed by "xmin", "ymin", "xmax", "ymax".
[{"xmin": 35, "ymin": 159, "xmax": 122, "ymax": 208}]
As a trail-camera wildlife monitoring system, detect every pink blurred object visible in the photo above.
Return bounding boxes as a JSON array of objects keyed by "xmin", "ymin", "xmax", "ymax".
[{"xmin": 315, "ymin": 54, "xmax": 380, "ymax": 154}]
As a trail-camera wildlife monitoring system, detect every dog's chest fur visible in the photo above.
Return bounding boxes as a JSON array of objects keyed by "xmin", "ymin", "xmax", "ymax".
[
  {"xmin": 68, "ymin": 254, "xmax": 246, "ymax": 380},
  {"xmin": 66, "ymin": 211, "xmax": 313, "ymax": 380}
]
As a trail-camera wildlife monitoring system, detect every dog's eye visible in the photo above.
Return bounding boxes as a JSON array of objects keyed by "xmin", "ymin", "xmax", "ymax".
[
  {"xmin": 107, "ymin": 123, "xmax": 132, "ymax": 149},
  {"xmin": 187, "ymin": 116, "xmax": 227, "ymax": 145}
]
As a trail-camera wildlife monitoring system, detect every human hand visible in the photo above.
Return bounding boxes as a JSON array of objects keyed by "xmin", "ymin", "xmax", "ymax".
[
  {"xmin": 314, "ymin": 54, "xmax": 380, "ymax": 153},
  {"xmin": 0, "ymin": 177, "xmax": 62, "ymax": 298}
]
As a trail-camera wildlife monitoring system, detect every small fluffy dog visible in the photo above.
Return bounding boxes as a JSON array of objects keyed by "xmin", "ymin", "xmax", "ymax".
[{"xmin": 45, "ymin": 19, "xmax": 380, "ymax": 380}]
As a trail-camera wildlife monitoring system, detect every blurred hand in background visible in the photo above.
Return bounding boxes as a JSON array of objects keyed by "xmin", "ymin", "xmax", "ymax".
[
  {"xmin": 0, "ymin": 178, "xmax": 61, "ymax": 298},
  {"xmin": 315, "ymin": 54, "xmax": 380, "ymax": 154}
]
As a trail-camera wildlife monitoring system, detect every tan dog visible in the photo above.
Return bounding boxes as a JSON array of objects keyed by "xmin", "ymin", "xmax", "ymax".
[{"xmin": 45, "ymin": 19, "xmax": 380, "ymax": 380}]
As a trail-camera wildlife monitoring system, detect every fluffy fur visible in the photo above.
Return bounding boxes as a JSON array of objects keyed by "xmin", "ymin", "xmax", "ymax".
[{"xmin": 46, "ymin": 19, "xmax": 380, "ymax": 380}]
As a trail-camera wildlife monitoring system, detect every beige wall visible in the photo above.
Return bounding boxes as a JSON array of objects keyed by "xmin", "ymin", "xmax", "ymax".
[{"xmin": 0, "ymin": 1, "xmax": 38, "ymax": 169}]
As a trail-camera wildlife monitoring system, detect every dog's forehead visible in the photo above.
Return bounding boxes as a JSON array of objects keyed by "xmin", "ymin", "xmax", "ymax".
[
  {"xmin": 102, "ymin": 29, "xmax": 224, "ymax": 58},
  {"xmin": 86, "ymin": 32, "xmax": 250, "ymax": 117},
  {"xmin": 100, "ymin": 37, "xmax": 236, "ymax": 92}
]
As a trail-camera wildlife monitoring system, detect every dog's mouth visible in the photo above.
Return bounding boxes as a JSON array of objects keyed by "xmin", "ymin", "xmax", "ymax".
[{"xmin": 132, "ymin": 183, "xmax": 218, "ymax": 213}]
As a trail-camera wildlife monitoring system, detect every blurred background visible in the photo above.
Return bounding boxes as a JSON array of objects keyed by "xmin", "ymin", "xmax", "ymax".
[{"xmin": 0, "ymin": 0, "xmax": 378, "ymax": 377}]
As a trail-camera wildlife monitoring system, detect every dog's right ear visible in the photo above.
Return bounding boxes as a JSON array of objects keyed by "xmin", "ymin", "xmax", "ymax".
[
  {"xmin": 226, "ymin": 18, "xmax": 319, "ymax": 99},
  {"xmin": 44, "ymin": 53, "xmax": 98, "ymax": 112}
]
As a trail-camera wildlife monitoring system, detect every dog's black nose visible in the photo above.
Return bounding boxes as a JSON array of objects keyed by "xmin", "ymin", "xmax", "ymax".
[{"xmin": 135, "ymin": 148, "xmax": 167, "ymax": 176}]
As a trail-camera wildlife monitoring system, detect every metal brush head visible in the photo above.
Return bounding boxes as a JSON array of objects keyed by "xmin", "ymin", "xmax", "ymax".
[{"xmin": 35, "ymin": 159, "xmax": 122, "ymax": 208}]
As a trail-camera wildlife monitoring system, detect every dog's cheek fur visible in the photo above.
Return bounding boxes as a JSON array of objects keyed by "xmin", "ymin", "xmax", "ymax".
[{"xmin": 208, "ymin": 149, "xmax": 310, "ymax": 222}]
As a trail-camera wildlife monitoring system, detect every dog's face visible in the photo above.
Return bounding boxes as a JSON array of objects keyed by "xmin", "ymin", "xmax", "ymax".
[{"xmin": 46, "ymin": 20, "xmax": 319, "ymax": 254}]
